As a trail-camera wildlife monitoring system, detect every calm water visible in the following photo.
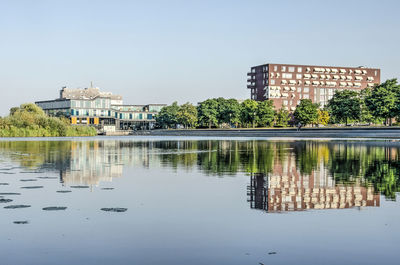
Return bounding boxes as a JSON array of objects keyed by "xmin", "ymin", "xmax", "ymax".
[{"xmin": 0, "ymin": 137, "xmax": 399, "ymax": 265}]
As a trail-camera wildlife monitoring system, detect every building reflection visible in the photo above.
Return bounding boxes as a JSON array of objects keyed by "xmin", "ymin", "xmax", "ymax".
[{"xmin": 248, "ymin": 153, "xmax": 380, "ymax": 212}]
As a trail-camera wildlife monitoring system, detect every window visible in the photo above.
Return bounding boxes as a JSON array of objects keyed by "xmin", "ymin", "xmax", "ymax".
[
  {"xmin": 298, "ymin": 67, "xmax": 302, "ymax": 72},
  {"xmin": 270, "ymin": 79, "xmax": 275, "ymax": 85},
  {"xmin": 320, "ymin": 88, "xmax": 325, "ymax": 95},
  {"xmin": 304, "ymin": 87, "xmax": 309, "ymax": 93},
  {"xmin": 283, "ymin": 100, "xmax": 288, "ymax": 105},
  {"xmin": 147, "ymin": 114, "xmax": 153, "ymax": 120},
  {"xmin": 296, "ymin": 74, "xmax": 302, "ymax": 79},
  {"xmin": 282, "ymin": 73, "xmax": 292, "ymax": 79},
  {"xmin": 320, "ymin": 95, "xmax": 325, "ymax": 101},
  {"xmin": 303, "ymin": 94, "xmax": 309, "ymax": 99},
  {"xmin": 281, "ymin": 66, "xmax": 286, "ymax": 71},
  {"xmin": 274, "ymin": 66, "xmax": 278, "ymax": 71},
  {"xmin": 288, "ymin": 67, "xmax": 295, "ymax": 72},
  {"xmin": 328, "ymin": 89, "xmax": 333, "ymax": 95},
  {"xmin": 139, "ymin": 113, "xmax": 143, "ymax": 119},
  {"xmin": 375, "ymin": 70, "xmax": 377, "ymax": 76},
  {"xmin": 297, "ymin": 87, "xmax": 302, "ymax": 92}
]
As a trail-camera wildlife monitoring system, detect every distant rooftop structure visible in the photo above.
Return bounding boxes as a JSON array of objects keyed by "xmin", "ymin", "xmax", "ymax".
[{"xmin": 60, "ymin": 83, "xmax": 123, "ymax": 105}]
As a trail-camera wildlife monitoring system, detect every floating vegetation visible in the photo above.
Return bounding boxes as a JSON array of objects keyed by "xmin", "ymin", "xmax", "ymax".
[
  {"xmin": 0, "ymin": 199, "xmax": 13, "ymax": 203},
  {"xmin": 56, "ymin": 190, "xmax": 72, "ymax": 193},
  {"xmin": 21, "ymin": 186, "xmax": 44, "ymax": 189},
  {"xmin": 0, "ymin": 193, "xmax": 21, "ymax": 195},
  {"xmin": 20, "ymin": 179, "xmax": 37, "ymax": 182},
  {"xmin": 42, "ymin": 206, "xmax": 67, "ymax": 211},
  {"xmin": 101, "ymin": 208, "xmax": 128, "ymax": 212},
  {"xmin": 37, "ymin": 177, "xmax": 58, "ymax": 179},
  {"xmin": 0, "ymin": 183, "xmax": 9, "ymax": 185},
  {"xmin": 101, "ymin": 188, "xmax": 114, "ymax": 190},
  {"xmin": 4, "ymin": 205, "xmax": 31, "ymax": 209},
  {"xmin": 70, "ymin": 185, "xmax": 89, "ymax": 189},
  {"xmin": 13, "ymin": 221, "xmax": 29, "ymax": 224}
]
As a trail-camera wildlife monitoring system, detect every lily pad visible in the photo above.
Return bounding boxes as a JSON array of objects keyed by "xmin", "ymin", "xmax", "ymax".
[
  {"xmin": 0, "ymin": 199, "xmax": 13, "ymax": 203},
  {"xmin": 56, "ymin": 190, "xmax": 72, "ymax": 193},
  {"xmin": 4, "ymin": 205, "xmax": 31, "ymax": 209},
  {"xmin": 70, "ymin": 185, "xmax": 89, "ymax": 189},
  {"xmin": 21, "ymin": 186, "xmax": 44, "ymax": 189},
  {"xmin": 101, "ymin": 208, "xmax": 127, "ymax": 212},
  {"xmin": 13, "ymin": 221, "xmax": 29, "ymax": 224},
  {"xmin": 42, "ymin": 206, "xmax": 67, "ymax": 211}
]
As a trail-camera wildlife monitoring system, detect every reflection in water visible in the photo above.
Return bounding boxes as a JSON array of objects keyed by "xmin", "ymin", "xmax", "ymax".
[{"xmin": 0, "ymin": 139, "xmax": 399, "ymax": 203}]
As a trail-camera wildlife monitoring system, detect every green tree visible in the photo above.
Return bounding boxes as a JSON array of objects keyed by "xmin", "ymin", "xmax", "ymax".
[
  {"xmin": 327, "ymin": 90, "xmax": 361, "ymax": 125},
  {"xmin": 275, "ymin": 108, "xmax": 290, "ymax": 127},
  {"xmin": 217, "ymin": 98, "xmax": 241, "ymax": 127},
  {"xmin": 240, "ymin": 99, "xmax": 259, "ymax": 128},
  {"xmin": 365, "ymin": 79, "xmax": 400, "ymax": 126},
  {"xmin": 197, "ymin": 99, "xmax": 219, "ymax": 128},
  {"xmin": 155, "ymin": 102, "xmax": 180, "ymax": 129},
  {"xmin": 293, "ymin": 99, "xmax": 319, "ymax": 126},
  {"xmin": 256, "ymin": 100, "xmax": 275, "ymax": 127},
  {"xmin": 177, "ymin": 103, "xmax": 198, "ymax": 128}
]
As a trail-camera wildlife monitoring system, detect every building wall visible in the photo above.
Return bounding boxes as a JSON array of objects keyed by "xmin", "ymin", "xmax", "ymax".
[{"xmin": 247, "ymin": 63, "xmax": 380, "ymax": 110}]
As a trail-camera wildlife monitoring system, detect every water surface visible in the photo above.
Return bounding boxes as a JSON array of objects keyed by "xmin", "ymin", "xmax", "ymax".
[{"xmin": 0, "ymin": 137, "xmax": 399, "ymax": 265}]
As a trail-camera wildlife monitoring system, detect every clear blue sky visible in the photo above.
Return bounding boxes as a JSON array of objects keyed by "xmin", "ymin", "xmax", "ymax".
[{"xmin": 0, "ymin": 0, "xmax": 399, "ymax": 115}]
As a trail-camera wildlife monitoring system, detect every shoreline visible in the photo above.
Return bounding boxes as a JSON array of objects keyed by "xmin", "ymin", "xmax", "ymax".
[{"xmin": 142, "ymin": 127, "xmax": 400, "ymax": 139}]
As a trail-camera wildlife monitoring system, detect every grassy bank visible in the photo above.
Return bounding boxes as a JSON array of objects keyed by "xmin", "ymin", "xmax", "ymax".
[{"xmin": 0, "ymin": 103, "xmax": 97, "ymax": 137}]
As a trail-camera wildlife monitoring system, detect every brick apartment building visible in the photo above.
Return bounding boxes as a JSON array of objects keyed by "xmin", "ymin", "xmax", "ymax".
[{"xmin": 247, "ymin": 63, "xmax": 381, "ymax": 110}]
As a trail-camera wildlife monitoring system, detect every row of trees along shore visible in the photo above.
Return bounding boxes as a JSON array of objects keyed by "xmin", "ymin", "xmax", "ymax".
[
  {"xmin": 156, "ymin": 79, "xmax": 400, "ymax": 129},
  {"xmin": 0, "ymin": 103, "xmax": 97, "ymax": 137}
]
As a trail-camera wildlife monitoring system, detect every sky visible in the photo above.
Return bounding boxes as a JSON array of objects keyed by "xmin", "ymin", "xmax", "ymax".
[{"xmin": 0, "ymin": 0, "xmax": 399, "ymax": 116}]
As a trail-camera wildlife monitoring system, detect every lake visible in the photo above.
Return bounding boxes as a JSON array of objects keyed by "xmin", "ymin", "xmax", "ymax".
[{"xmin": 0, "ymin": 137, "xmax": 399, "ymax": 265}]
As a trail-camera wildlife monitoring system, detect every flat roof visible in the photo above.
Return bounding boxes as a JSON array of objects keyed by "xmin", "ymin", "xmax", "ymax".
[{"xmin": 251, "ymin": 63, "xmax": 380, "ymax": 70}]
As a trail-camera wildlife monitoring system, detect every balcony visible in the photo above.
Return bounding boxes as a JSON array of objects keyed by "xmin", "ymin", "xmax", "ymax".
[{"xmin": 247, "ymin": 84, "xmax": 256, "ymax": 89}]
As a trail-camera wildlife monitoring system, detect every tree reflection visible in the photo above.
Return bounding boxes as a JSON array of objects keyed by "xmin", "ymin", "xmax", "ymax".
[{"xmin": 0, "ymin": 139, "xmax": 399, "ymax": 200}]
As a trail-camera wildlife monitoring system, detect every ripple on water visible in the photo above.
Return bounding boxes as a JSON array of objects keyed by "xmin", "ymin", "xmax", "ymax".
[
  {"xmin": 13, "ymin": 221, "xmax": 29, "ymax": 224},
  {"xmin": 70, "ymin": 186, "xmax": 89, "ymax": 189},
  {"xmin": 56, "ymin": 190, "xmax": 72, "ymax": 193},
  {"xmin": 101, "ymin": 188, "xmax": 114, "ymax": 190},
  {"xmin": 37, "ymin": 177, "xmax": 58, "ymax": 179},
  {"xmin": 0, "ymin": 199, "xmax": 13, "ymax": 203},
  {"xmin": 42, "ymin": 207, "xmax": 67, "ymax": 211},
  {"xmin": 0, "ymin": 183, "xmax": 9, "ymax": 185},
  {"xmin": 101, "ymin": 208, "xmax": 128, "ymax": 212},
  {"xmin": 4, "ymin": 205, "xmax": 31, "ymax": 209},
  {"xmin": 21, "ymin": 186, "xmax": 44, "ymax": 189},
  {"xmin": 20, "ymin": 179, "xmax": 37, "ymax": 182},
  {"xmin": 0, "ymin": 193, "xmax": 21, "ymax": 195}
]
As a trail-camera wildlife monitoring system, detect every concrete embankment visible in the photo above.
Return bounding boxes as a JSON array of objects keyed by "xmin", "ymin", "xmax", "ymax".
[{"xmin": 140, "ymin": 127, "xmax": 400, "ymax": 139}]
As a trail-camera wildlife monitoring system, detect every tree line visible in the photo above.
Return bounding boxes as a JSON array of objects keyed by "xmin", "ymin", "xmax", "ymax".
[
  {"xmin": 0, "ymin": 103, "xmax": 97, "ymax": 137},
  {"xmin": 156, "ymin": 78, "xmax": 400, "ymax": 128}
]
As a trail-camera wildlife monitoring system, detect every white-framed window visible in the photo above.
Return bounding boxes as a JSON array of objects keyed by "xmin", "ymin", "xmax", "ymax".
[
  {"xmin": 270, "ymin": 79, "xmax": 275, "ymax": 85},
  {"xmin": 298, "ymin": 67, "xmax": 302, "ymax": 72},
  {"xmin": 282, "ymin": 66, "xmax": 286, "ymax": 71},
  {"xmin": 304, "ymin": 87, "xmax": 309, "ymax": 93},
  {"xmin": 288, "ymin": 67, "xmax": 295, "ymax": 72},
  {"xmin": 297, "ymin": 87, "xmax": 302, "ymax": 92},
  {"xmin": 283, "ymin": 100, "xmax": 288, "ymax": 105},
  {"xmin": 303, "ymin": 94, "xmax": 309, "ymax": 99},
  {"xmin": 282, "ymin": 73, "xmax": 293, "ymax": 79},
  {"xmin": 274, "ymin": 66, "xmax": 278, "ymax": 71},
  {"xmin": 296, "ymin": 74, "xmax": 302, "ymax": 79}
]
